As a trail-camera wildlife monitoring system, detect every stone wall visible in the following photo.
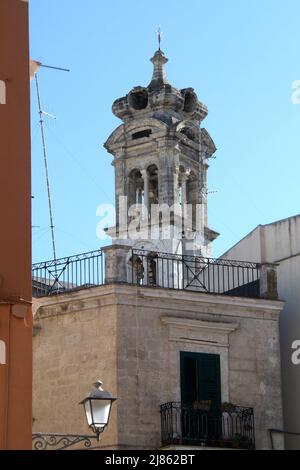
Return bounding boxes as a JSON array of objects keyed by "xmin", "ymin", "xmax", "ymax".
[
  {"xmin": 33, "ymin": 284, "xmax": 284, "ymax": 449},
  {"xmin": 32, "ymin": 288, "xmax": 118, "ymax": 449}
]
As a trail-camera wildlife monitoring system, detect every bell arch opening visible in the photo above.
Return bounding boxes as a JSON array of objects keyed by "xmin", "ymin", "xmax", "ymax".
[
  {"xmin": 147, "ymin": 164, "xmax": 159, "ymax": 207},
  {"xmin": 186, "ymin": 171, "xmax": 198, "ymax": 230},
  {"xmin": 128, "ymin": 169, "xmax": 144, "ymax": 207},
  {"xmin": 128, "ymin": 88, "xmax": 148, "ymax": 110},
  {"xmin": 183, "ymin": 90, "xmax": 197, "ymax": 113}
]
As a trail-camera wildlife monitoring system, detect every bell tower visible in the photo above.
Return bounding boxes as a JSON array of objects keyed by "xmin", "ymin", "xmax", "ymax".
[{"xmin": 104, "ymin": 47, "xmax": 218, "ymax": 257}]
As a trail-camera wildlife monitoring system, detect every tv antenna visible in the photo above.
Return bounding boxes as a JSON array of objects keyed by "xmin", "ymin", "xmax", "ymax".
[
  {"xmin": 206, "ymin": 189, "xmax": 218, "ymax": 195},
  {"xmin": 31, "ymin": 61, "xmax": 70, "ymax": 263}
]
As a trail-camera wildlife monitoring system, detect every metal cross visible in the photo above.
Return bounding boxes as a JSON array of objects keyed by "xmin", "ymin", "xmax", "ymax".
[{"xmin": 157, "ymin": 27, "xmax": 162, "ymax": 50}]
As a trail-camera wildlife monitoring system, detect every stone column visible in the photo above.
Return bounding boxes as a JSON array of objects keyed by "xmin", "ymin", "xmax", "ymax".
[
  {"xmin": 260, "ymin": 263, "xmax": 279, "ymax": 300},
  {"xmin": 114, "ymin": 157, "xmax": 126, "ymax": 236},
  {"xmin": 141, "ymin": 169, "xmax": 149, "ymax": 212},
  {"xmin": 174, "ymin": 166, "xmax": 181, "ymax": 207},
  {"xmin": 135, "ymin": 189, "xmax": 139, "ymax": 205},
  {"xmin": 158, "ymin": 139, "xmax": 176, "ymax": 206},
  {"xmin": 181, "ymin": 172, "xmax": 188, "ymax": 207}
]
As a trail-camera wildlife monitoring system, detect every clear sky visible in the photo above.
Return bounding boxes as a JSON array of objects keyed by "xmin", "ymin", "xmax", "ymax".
[{"xmin": 30, "ymin": 0, "xmax": 300, "ymax": 263}]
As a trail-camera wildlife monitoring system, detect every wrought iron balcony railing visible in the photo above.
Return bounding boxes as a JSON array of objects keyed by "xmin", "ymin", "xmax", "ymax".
[
  {"xmin": 131, "ymin": 249, "xmax": 261, "ymax": 298},
  {"xmin": 160, "ymin": 402, "xmax": 255, "ymax": 449},
  {"xmin": 32, "ymin": 249, "xmax": 104, "ymax": 298},
  {"xmin": 32, "ymin": 248, "xmax": 267, "ymax": 299}
]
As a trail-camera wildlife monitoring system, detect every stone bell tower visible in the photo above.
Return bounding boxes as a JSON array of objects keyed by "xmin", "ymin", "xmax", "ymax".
[{"xmin": 104, "ymin": 47, "xmax": 218, "ymax": 258}]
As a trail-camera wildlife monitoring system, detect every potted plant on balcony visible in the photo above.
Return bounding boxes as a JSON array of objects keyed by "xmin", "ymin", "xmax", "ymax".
[
  {"xmin": 221, "ymin": 402, "xmax": 237, "ymax": 413},
  {"xmin": 192, "ymin": 400, "xmax": 211, "ymax": 411}
]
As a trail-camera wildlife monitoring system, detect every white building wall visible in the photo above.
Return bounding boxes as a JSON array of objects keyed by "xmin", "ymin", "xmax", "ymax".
[{"xmin": 222, "ymin": 215, "xmax": 300, "ymax": 449}]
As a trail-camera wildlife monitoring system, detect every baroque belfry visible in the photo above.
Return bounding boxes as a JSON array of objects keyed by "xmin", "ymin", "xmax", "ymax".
[
  {"xmin": 104, "ymin": 46, "xmax": 218, "ymax": 258},
  {"xmin": 32, "ymin": 47, "xmax": 284, "ymax": 451}
]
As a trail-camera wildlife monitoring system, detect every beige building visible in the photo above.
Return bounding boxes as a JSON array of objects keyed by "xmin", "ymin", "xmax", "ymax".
[{"xmin": 32, "ymin": 48, "xmax": 284, "ymax": 450}]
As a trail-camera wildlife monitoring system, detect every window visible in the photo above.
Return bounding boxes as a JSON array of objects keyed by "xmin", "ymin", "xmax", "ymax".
[
  {"xmin": 131, "ymin": 255, "xmax": 144, "ymax": 285},
  {"xmin": 147, "ymin": 164, "xmax": 158, "ymax": 205},
  {"xmin": 186, "ymin": 172, "xmax": 197, "ymax": 229},
  {"xmin": 128, "ymin": 169, "xmax": 144, "ymax": 206},
  {"xmin": 132, "ymin": 129, "xmax": 152, "ymax": 140},
  {"xmin": 180, "ymin": 352, "xmax": 221, "ymax": 410},
  {"xmin": 180, "ymin": 352, "xmax": 222, "ymax": 442}
]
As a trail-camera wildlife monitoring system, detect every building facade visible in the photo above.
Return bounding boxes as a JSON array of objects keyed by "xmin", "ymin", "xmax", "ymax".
[
  {"xmin": 0, "ymin": 0, "xmax": 32, "ymax": 450},
  {"xmin": 32, "ymin": 48, "xmax": 284, "ymax": 450}
]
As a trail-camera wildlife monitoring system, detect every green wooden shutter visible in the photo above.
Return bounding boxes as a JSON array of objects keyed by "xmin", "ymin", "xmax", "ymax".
[{"xmin": 180, "ymin": 352, "xmax": 221, "ymax": 410}]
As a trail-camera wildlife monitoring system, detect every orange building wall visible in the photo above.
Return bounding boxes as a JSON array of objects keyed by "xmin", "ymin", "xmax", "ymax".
[{"xmin": 0, "ymin": 0, "xmax": 32, "ymax": 449}]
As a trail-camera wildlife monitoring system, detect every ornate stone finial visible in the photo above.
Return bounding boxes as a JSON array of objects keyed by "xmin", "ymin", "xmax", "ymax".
[{"xmin": 148, "ymin": 48, "xmax": 169, "ymax": 90}]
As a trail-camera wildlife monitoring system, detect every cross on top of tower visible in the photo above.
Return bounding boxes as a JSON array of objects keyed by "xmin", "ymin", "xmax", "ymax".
[{"xmin": 156, "ymin": 27, "xmax": 162, "ymax": 51}]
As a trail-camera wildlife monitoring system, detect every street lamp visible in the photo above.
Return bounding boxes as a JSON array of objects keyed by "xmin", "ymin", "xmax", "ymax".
[
  {"xmin": 80, "ymin": 380, "xmax": 117, "ymax": 441},
  {"xmin": 32, "ymin": 380, "xmax": 117, "ymax": 450}
]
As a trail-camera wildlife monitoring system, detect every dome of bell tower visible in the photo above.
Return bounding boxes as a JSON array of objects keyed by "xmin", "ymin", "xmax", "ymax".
[{"xmin": 112, "ymin": 49, "xmax": 208, "ymax": 125}]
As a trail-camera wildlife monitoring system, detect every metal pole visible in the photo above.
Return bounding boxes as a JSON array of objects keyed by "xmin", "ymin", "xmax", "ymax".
[
  {"xmin": 35, "ymin": 74, "xmax": 57, "ymax": 263},
  {"xmin": 40, "ymin": 64, "xmax": 70, "ymax": 73}
]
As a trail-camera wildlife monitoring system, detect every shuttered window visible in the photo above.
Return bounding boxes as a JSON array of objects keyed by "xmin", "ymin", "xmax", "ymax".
[{"xmin": 180, "ymin": 352, "xmax": 221, "ymax": 411}]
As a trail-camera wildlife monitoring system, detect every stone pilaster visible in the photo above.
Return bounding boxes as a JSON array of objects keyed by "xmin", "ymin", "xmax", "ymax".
[
  {"xmin": 260, "ymin": 263, "xmax": 279, "ymax": 300},
  {"xmin": 102, "ymin": 244, "xmax": 131, "ymax": 284}
]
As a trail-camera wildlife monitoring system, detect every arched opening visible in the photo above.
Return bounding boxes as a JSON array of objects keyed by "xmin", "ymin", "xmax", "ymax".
[
  {"xmin": 128, "ymin": 169, "xmax": 144, "ymax": 207},
  {"xmin": 128, "ymin": 88, "xmax": 148, "ymax": 110},
  {"xmin": 180, "ymin": 127, "xmax": 198, "ymax": 142},
  {"xmin": 131, "ymin": 255, "xmax": 144, "ymax": 285},
  {"xmin": 177, "ymin": 166, "xmax": 186, "ymax": 206},
  {"xmin": 186, "ymin": 171, "xmax": 198, "ymax": 230},
  {"xmin": 147, "ymin": 164, "xmax": 159, "ymax": 206},
  {"xmin": 183, "ymin": 90, "xmax": 197, "ymax": 113}
]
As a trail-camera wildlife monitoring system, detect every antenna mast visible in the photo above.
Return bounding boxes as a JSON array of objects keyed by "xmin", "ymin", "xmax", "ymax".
[
  {"xmin": 35, "ymin": 74, "xmax": 57, "ymax": 262},
  {"xmin": 33, "ymin": 63, "xmax": 70, "ymax": 262}
]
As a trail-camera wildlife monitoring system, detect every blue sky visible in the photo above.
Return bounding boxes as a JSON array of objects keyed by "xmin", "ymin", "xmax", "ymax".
[{"xmin": 30, "ymin": 0, "xmax": 300, "ymax": 263}]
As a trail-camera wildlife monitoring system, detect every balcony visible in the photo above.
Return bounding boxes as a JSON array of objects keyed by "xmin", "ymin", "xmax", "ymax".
[
  {"xmin": 160, "ymin": 402, "xmax": 255, "ymax": 449},
  {"xmin": 32, "ymin": 248, "xmax": 277, "ymax": 300}
]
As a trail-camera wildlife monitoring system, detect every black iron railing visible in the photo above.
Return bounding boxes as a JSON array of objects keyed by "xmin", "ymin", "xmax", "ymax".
[
  {"xmin": 131, "ymin": 249, "xmax": 261, "ymax": 298},
  {"xmin": 32, "ymin": 248, "xmax": 262, "ymax": 299},
  {"xmin": 160, "ymin": 402, "xmax": 255, "ymax": 449},
  {"xmin": 268, "ymin": 429, "xmax": 300, "ymax": 450},
  {"xmin": 32, "ymin": 250, "xmax": 104, "ymax": 298}
]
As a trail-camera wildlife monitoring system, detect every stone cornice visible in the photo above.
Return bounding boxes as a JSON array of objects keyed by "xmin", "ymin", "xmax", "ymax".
[
  {"xmin": 161, "ymin": 316, "xmax": 239, "ymax": 347},
  {"xmin": 33, "ymin": 283, "xmax": 284, "ymax": 321},
  {"xmin": 161, "ymin": 316, "xmax": 239, "ymax": 333}
]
